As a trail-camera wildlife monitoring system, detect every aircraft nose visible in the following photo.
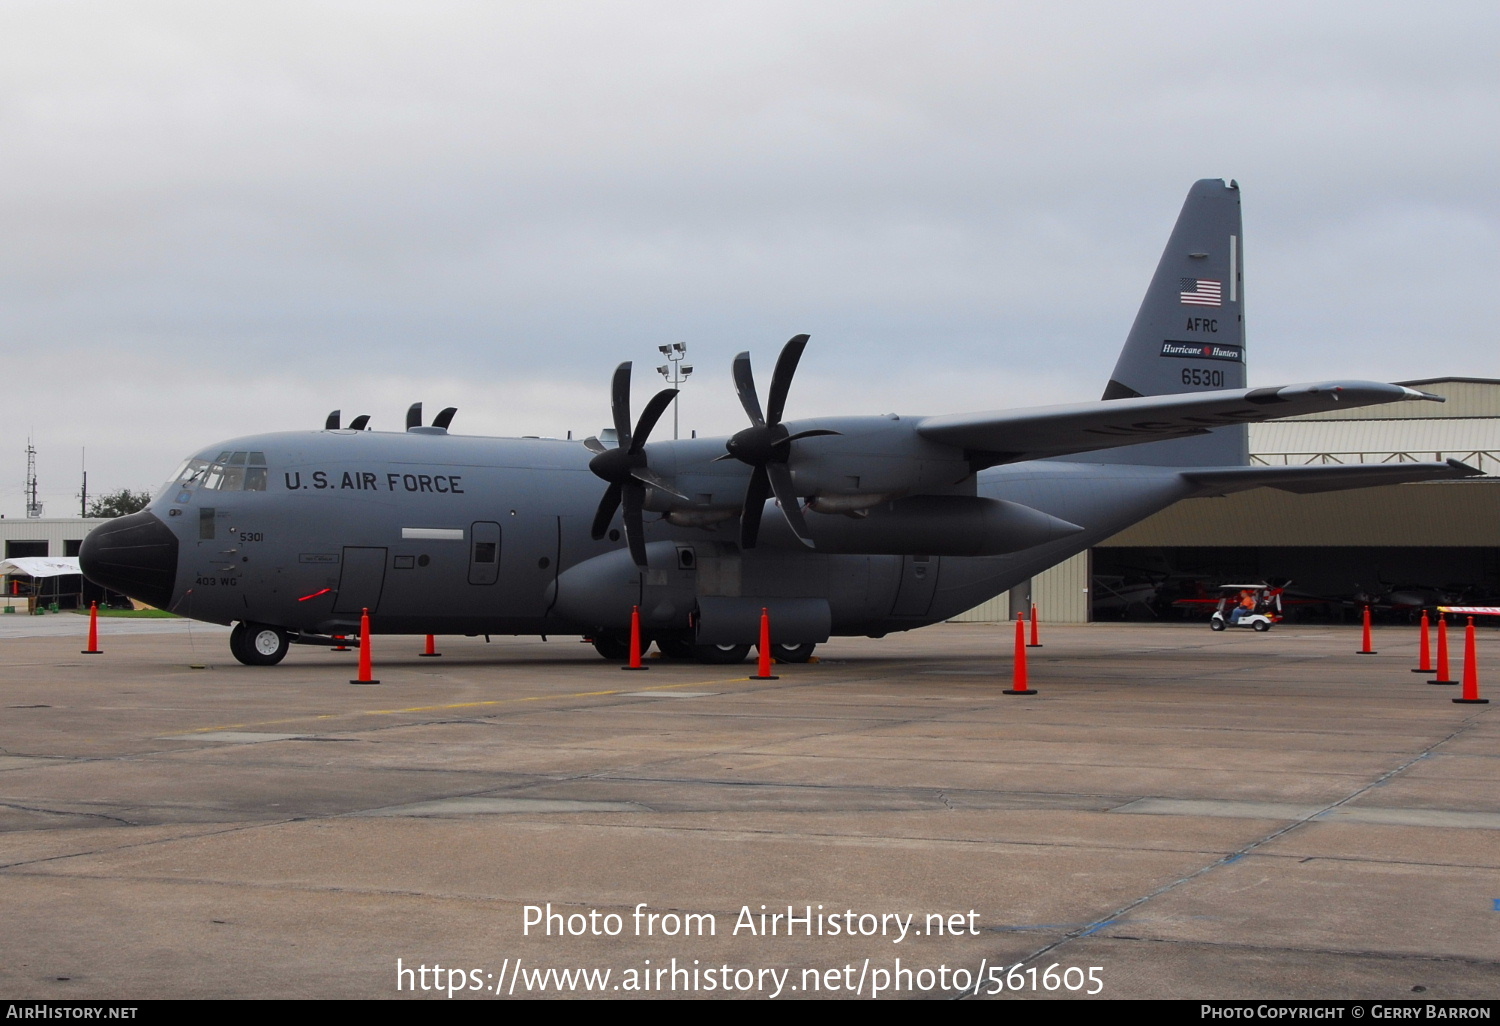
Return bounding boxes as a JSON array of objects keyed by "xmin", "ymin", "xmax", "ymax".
[{"xmin": 79, "ymin": 510, "xmax": 180, "ymax": 610}]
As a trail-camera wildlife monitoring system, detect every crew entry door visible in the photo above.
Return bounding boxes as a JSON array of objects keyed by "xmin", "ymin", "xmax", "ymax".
[{"xmin": 334, "ymin": 547, "xmax": 388, "ymax": 614}]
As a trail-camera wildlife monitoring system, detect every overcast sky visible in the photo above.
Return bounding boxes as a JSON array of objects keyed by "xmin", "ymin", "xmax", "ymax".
[{"xmin": 2, "ymin": 1, "xmax": 1496, "ymax": 516}]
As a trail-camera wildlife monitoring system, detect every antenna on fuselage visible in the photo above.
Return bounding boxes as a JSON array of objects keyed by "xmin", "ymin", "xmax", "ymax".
[
  {"xmin": 325, "ymin": 410, "xmax": 341, "ymax": 430},
  {"xmin": 350, "ymin": 415, "xmax": 371, "ymax": 430},
  {"xmin": 433, "ymin": 407, "xmax": 457, "ymax": 430},
  {"xmin": 406, "ymin": 403, "xmax": 423, "ymax": 430}
]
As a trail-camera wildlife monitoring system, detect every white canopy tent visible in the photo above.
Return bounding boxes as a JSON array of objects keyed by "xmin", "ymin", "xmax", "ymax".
[
  {"xmin": 2, "ymin": 556, "xmax": 86, "ymax": 612},
  {"xmin": 0, "ymin": 556, "xmax": 82, "ymax": 578}
]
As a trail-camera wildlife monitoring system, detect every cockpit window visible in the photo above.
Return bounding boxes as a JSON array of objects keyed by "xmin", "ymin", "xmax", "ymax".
[
  {"xmin": 176, "ymin": 452, "xmax": 270, "ymax": 492},
  {"xmin": 244, "ymin": 453, "xmax": 268, "ymax": 491},
  {"xmin": 177, "ymin": 459, "xmax": 210, "ymax": 484}
]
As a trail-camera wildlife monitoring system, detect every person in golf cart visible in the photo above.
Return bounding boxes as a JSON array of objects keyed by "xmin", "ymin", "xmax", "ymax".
[{"xmin": 1211, "ymin": 584, "xmax": 1284, "ymax": 631}]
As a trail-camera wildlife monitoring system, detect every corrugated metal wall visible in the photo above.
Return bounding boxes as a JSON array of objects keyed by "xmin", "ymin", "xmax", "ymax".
[
  {"xmin": 1273, "ymin": 379, "xmax": 1500, "ymax": 421},
  {"xmin": 1249, "ymin": 419, "xmax": 1500, "ymax": 465},
  {"xmin": 1102, "ymin": 481, "xmax": 1500, "ymax": 547},
  {"xmin": 0, "ymin": 519, "xmax": 107, "ymax": 556},
  {"xmin": 949, "ymin": 550, "xmax": 1092, "ymax": 623}
]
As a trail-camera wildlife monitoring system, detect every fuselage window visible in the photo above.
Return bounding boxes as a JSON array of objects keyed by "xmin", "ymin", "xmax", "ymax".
[{"xmin": 473, "ymin": 541, "xmax": 498, "ymax": 564}]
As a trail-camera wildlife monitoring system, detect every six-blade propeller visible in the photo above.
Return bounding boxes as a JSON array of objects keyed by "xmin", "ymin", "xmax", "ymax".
[
  {"xmin": 584, "ymin": 362, "xmax": 685, "ymax": 567},
  {"xmin": 719, "ymin": 334, "xmax": 839, "ymax": 549}
]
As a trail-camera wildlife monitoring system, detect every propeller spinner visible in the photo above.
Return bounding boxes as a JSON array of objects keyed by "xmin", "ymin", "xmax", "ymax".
[
  {"xmin": 585, "ymin": 362, "xmax": 685, "ymax": 567},
  {"xmin": 720, "ymin": 334, "xmax": 839, "ymax": 548}
]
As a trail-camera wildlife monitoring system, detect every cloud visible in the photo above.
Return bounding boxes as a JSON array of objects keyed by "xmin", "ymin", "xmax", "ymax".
[{"xmin": 1, "ymin": 1, "xmax": 1495, "ymax": 515}]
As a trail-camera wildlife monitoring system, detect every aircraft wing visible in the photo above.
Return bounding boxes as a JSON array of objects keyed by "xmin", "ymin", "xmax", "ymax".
[
  {"xmin": 1182, "ymin": 459, "xmax": 1480, "ymax": 495},
  {"xmin": 916, "ymin": 381, "xmax": 1442, "ymax": 467}
]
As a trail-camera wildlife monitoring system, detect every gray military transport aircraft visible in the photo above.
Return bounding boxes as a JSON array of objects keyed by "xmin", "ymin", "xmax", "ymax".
[{"xmin": 80, "ymin": 180, "xmax": 1477, "ymax": 667}]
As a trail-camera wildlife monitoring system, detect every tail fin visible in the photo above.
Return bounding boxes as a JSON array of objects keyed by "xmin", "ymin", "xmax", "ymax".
[{"xmin": 1087, "ymin": 178, "xmax": 1248, "ymax": 466}]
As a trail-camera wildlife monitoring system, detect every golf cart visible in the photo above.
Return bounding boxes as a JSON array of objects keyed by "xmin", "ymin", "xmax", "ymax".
[{"xmin": 1210, "ymin": 583, "xmax": 1283, "ymax": 632}]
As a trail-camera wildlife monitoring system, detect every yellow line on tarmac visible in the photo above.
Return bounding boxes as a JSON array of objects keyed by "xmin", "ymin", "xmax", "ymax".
[{"xmin": 170, "ymin": 676, "xmax": 754, "ymax": 736}]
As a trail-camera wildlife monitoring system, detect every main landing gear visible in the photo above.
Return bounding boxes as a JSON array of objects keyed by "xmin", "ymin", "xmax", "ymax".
[{"xmin": 588, "ymin": 634, "xmax": 814, "ymax": 666}]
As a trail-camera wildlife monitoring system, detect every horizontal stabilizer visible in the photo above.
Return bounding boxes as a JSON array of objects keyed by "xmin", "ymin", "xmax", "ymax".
[
  {"xmin": 1183, "ymin": 458, "xmax": 1480, "ymax": 496},
  {"xmin": 918, "ymin": 382, "xmax": 1442, "ymax": 468}
]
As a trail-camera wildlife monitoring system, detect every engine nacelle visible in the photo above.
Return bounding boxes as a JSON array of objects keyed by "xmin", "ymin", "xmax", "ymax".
[
  {"xmin": 640, "ymin": 416, "xmax": 974, "ymax": 515},
  {"xmin": 756, "ymin": 494, "xmax": 1083, "ymax": 556}
]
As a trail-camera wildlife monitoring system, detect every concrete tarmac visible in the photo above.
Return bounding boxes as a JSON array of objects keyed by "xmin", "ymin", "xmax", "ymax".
[{"xmin": 1, "ymin": 618, "xmax": 1496, "ymax": 1000}]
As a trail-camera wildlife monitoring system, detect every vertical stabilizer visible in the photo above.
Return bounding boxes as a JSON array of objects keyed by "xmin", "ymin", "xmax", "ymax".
[{"xmin": 1086, "ymin": 178, "xmax": 1248, "ymax": 466}]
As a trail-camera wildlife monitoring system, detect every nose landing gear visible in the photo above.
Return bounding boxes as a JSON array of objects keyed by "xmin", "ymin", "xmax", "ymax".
[{"xmin": 230, "ymin": 622, "xmax": 291, "ymax": 665}]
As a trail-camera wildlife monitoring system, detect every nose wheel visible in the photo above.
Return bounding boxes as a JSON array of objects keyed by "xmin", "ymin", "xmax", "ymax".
[{"xmin": 230, "ymin": 622, "xmax": 291, "ymax": 666}]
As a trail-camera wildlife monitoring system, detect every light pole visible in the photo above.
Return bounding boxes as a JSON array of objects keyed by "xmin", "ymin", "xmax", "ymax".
[{"xmin": 656, "ymin": 342, "xmax": 692, "ymax": 440}]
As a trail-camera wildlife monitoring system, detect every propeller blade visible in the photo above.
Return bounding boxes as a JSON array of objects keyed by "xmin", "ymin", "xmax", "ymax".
[
  {"xmin": 406, "ymin": 403, "xmax": 423, "ymax": 430},
  {"xmin": 350, "ymin": 415, "xmax": 371, "ymax": 430},
  {"xmin": 739, "ymin": 465, "xmax": 771, "ymax": 549},
  {"xmin": 591, "ymin": 481, "xmax": 622, "ymax": 540},
  {"xmin": 732, "ymin": 352, "xmax": 765, "ymax": 428},
  {"xmin": 610, "ymin": 362, "xmax": 634, "ymax": 448},
  {"xmin": 621, "ymin": 481, "xmax": 648, "ymax": 567},
  {"xmin": 630, "ymin": 467, "xmax": 690, "ymax": 502},
  {"xmin": 433, "ymin": 407, "xmax": 457, "ymax": 430},
  {"xmin": 765, "ymin": 334, "xmax": 810, "ymax": 426},
  {"xmin": 766, "ymin": 461, "xmax": 814, "ymax": 547},
  {"xmin": 582, "ymin": 436, "xmax": 609, "ymax": 455},
  {"xmin": 325, "ymin": 410, "xmax": 340, "ymax": 430},
  {"xmin": 630, "ymin": 388, "xmax": 678, "ymax": 452}
]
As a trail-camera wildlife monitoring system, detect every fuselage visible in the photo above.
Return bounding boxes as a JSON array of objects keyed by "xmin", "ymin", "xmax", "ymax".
[{"xmin": 79, "ymin": 426, "xmax": 1197, "ymax": 644}]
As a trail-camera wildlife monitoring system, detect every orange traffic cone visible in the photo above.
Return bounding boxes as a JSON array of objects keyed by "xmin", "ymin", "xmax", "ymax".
[
  {"xmin": 349, "ymin": 608, "xmax": 380, "ymax": 684},
  {"xmin": 1412, "ymin": 610, "xmax": 1435, "ymax": 673},
  {"xmin": 1431, "ymin": 615, "xmax": 1457, "ymax": 685},
  {"xmin": 1028, "ymin": 603, "xmax": 1042, "ymax": 648},
  {"xmin": 419, "ymin": 633, "xmax": 442, "ymax": 658},
  {"xmin": 1357, "ymin": 605, "xmax": 1376, "ymax": 654},
  {"xmin": 1453, "ymin": 617, "xmax": 1489, "ymax": 705},
  {"xmin": 81, "ymin": 601, "xmax": 101, "ymax": 655},
  {"xmin": 1005, "ymin": 616, "xmax": 1036, "ymax": 695},
  {"xmin": 622, "ymin": 605, "xmax": 648, "ymax": 671},
  {"xmin": 751, "ymin": 608, "xmax": 779, "ymax": 680}
]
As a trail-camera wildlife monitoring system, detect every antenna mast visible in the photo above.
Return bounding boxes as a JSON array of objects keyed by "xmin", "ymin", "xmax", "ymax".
[{"xmin": 25, "ymin": 437, "xmax": 43, "ymax": 519}]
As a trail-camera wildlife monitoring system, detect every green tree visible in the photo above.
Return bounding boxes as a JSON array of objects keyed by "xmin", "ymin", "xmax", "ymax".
[{"xmin": 87, "ymin": 489, "xmax": 152, "ymax": 518}]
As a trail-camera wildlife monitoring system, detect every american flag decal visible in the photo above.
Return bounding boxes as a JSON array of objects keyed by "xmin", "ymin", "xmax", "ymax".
[{"xmin": 1180, "ymin": 278, "xmax": 1222, "ymax": 307}]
